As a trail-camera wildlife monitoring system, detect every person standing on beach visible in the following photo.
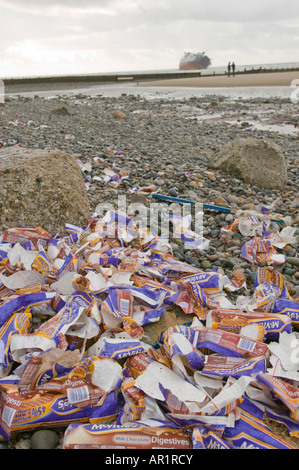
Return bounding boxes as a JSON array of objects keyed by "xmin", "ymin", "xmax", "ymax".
[
  {"xmin": 232, "ymin": 62, "xmax": 235, "ymax": 76},
  {"xmin": 227, "ymin": 62, "xmax": 231, "ymax": 77}
]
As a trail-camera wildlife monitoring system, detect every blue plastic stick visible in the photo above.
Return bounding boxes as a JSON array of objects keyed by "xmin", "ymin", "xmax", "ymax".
[{"xmin": 151, "ymin": 193, "xmax": 284, "ymax": 223}]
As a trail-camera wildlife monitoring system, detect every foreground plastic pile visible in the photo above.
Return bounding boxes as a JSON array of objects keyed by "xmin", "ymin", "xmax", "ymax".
[{"xmin": 0, "ymin": 209, "xmax": 298, "ymax": 449}]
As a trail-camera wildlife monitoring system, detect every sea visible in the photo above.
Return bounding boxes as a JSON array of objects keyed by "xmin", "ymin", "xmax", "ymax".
[{"xmin": 4, "ymin": 61, "xmax": 299, "ymax": 102}]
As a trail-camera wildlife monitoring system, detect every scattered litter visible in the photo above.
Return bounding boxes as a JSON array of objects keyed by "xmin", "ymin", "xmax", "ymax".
[{"xmin": 0, "ymin": 203, "xmax": 296, "ymax": 449}]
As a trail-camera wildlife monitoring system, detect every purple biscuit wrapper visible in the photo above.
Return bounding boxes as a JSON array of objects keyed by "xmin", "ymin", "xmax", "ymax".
[
  {"xmin": 63, "ymin": 418, "xmax": 191, "ymax": 449},
  {"xmin": 11, "ymin": 291, "xmax": 99, "ymax": 358},
  {"xmin": 192, "ymin": 426, "xmax": 231, "ymax": 449},
  {"xmin": 159, "ymin": 324, "xmax": 200, "ymax": 346},
  {"xmin": 101, "ymin": 285, "xmax": 166, "ymax": 326},
  {"xmin": 162, "ymin": 325, "xmax": 269, "ymax": 359},
  {"xmin": 169, "ymin": 214, "xmax": 209, "ymax": 250},
  {"xmin": 178, "ymin": 271, "xmax": 222, "ymax": 294},
  {"xmin": 164, "ymin": 409, "xmax": 228, "ymax": 434},
  {"xmin": 33, "ymin": 250, "xmax": 54, "ymax": 274},
  {"xmin": 254, "ymin": 267, "xmax": 290, "ymax": 299},
  {"xmin": 254, "ymin": 282, "xmax": 281, "ymax": 311},
  {"xmin": 164, "ymin": 281, "xmax": 218, "ymax": 317},
  {"xmin": 241, "ymin": 237, "xmax": 285, "ymax": 265},
  {"xmin": 239, "ymin": 397, "xmax": 299, "ymax": 438},
  {"xmin": 91, "ymin": 336, "xmax": 146, "ymax": 360},
  {"xmin": 0, "ymin": 249, "xmax": 8, "ymax": 264},
  {"xmin": 0, "ymin": 388, "xmax": 118, "ymax": 440},
  {"xmin": 162, "ymin": 330, "xmax": 204, "ymax": 371},
  {"xmin": 223, "ymin": 411, "xmax": 295, "ymax": 449},
  {"xmin": 272, "ymin": 297, "xmax": 299, "ymax": 326},
  {"xmin": 0, "ymin": 291, "xmax": 55, "ymax": 328},
  {"xmin": 56, "ymin": 252, "xmax": 74, "ymax": 279},
  {"xmin": 0, "ymin": 311, "xmax": 31, "ymax": 377},
  {"xmin": 64, "ymin": 223, "xmax": 82, "ymax": 246},
  {"xmin": 202, "ymin": 356, "xmax": 266, "ymax": 378},
  {"xmin": 256, "ymin": 373, "xmax": 299, "ymax": 422}
]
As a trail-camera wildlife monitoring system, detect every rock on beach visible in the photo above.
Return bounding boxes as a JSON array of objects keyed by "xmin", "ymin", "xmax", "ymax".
[
  {"xmin": 0, "ymin": 146, "xmax": 90, "ymax": 235},
  {"xmin": 208, "ymin": 137, "xmax": 287, "ymax": 190}
]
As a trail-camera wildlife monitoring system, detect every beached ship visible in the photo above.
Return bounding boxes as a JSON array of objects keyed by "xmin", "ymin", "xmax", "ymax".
[{"xmin": 179, "ymin": 52, "xmax": 211, "ymax": 70}]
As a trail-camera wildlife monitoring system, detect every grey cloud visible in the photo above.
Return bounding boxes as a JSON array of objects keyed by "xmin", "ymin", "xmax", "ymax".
[
  {"xmin": 138, "ymin": 0, "xmax": 299, "ymax": 24},
  {"xmin": 2, "ymin": 0, "xmax": 298, "ymax": 21},
  {"xmin": 0, "ymin": 0, "xmax": 112, "ymax": 6},
  {"xmin": 0, "ymin": 0, "xmax": 298, "ymax": 77}
]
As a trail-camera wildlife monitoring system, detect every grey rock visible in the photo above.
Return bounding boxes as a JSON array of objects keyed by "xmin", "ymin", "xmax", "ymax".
[
  {"xmin": 283, "ymin": 268, "xmax": 296, "ymax": 276},
  {"xmin": 30, "ymin": 430, "xmax": 59, "ymax": 449},
  {"xmin": 0, "ymin": 147, "xmax": 90, "ymax": 235},
  {"xmin": 286, "ymin": 257, "xmax": 299, "ymax": 267},
  {"xmin": 208, "ymin": 137, "xmax": 287, "ymax": 190},
  {"xmin": 169, "ymin": 188, "xmax": 178, "ymax": 197},
  {"xmin": 284, "ymin": 248, "xmax": 297, "ymax": 258},
  {"xmin": 154, "ymin": 178, "xmax": 165, "ymax": 186},
  {"xmin": 173, "ymin": 250, "xmax": 185, "ymax": 262},
  {"xmin": 225, "ymin": 213, "xmax": 234, "ymax": 223},
  {"xmin": 222, "ymin": 258, "xmax": 239, "ymax": 269},
  {"xmin": 227, "ymin": 194, "xmax": 240, "ymax": 205},
  {"xmin": 201, "ymin": 260, "xmax": 212, "ymax": 269},
  {"xmin": 184, "ymin": 255, "xmax": 199, "ymax": 266},
  {"xmin": 210, "ymin": 230, "xmax": 220, "ymax": 238},
  {"xmin": 247, "ymin": 271, "xmax": 258, "ymax": 283},
  {"xmin": 188, "ymin": 190, "xmax": 197, "ymax": 200}
]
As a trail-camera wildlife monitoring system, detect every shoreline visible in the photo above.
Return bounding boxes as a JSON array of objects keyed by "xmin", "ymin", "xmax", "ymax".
[
  {"xmin": 138, "ymin": 70, "xmax": 299, "ymax": 88},
  {"xmin": 2, "ymin": 70, "xmax": 299, "ymax": 97}
]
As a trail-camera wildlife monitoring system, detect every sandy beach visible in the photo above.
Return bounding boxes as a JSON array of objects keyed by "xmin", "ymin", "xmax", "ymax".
[{"xmin": 139, "ymin": 70, "xmax": 299, "ymax": 88}]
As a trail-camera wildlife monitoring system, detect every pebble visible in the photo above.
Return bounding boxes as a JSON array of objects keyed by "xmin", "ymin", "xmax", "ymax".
[
  {"xmin": 286, "ymin": 257, "xmax": 299, "ymax": 267},
  {"xmin": 154, "ymin": 178, "xmax": 165, "ymax": 186},
  {"xmin": 227, "ymin": 194, "xmax": 241, "ymax": 204},
  {"xmin": 225, "ymin": 213, "xmax": 234, "ymax": 223},
  {"xmin": 201, "ymin": 260, "xmax": 212, "ymax": 269},
  {"xmin": 30, "ymin": 430, "xmax": 60, "ymax": 449},
  {"xmin": 169, "ymin": 188, "xmax": 178, "ymax": 197},
  {"xmin": 222, "ymin": 258, "xmax": 240, "ymax": 269}
]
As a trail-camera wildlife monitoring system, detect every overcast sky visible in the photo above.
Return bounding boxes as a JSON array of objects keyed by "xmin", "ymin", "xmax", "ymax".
[{"xmin": 0, "ymin": 0, "xmax": 298, "ymax": 78}]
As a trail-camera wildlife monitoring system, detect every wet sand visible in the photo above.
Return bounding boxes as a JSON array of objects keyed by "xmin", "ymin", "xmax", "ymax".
[{"xmin": 138, "ymin": 70, "xmax": 299, "ymax": 88}]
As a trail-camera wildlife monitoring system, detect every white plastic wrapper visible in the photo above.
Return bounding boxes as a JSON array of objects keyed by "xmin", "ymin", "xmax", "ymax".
[
  {"xmin": 134, "ymin": 361, "xmax": 209, "ymax": 412},
  {"xmin": 7, "ymin": 243, "xmax": 38, "ymax": 270},
  {"xmin": 51, "ymin": 272, "xmax": 82, "ymax": 296},
  {"xmin": 10, "ymin": 293, "xmax": 102, "ymax": 360},
  {"xmin": 198, "ymin": 376, "xmax": 252, "ymax": 415},
  {"xmin": 267, "ymin": 227, "xmax": 297, "ymax": 249},
  {"xmin": 194, "ymin": 372, "xmax": 224, "ymax": 397},
  {"xmin": 238, "ymin": 216, "xmax": 267, "ymax": 237},
  {"xmin": 0, "ymin": 270, "xmax": 45, "ymax": 289},
  {"xmin": 267, "ymin": 331, "xmax": 299, "ymax": 380},
  {"xmin": 87, "ymin": 330, "xmax": 145, "ymax": 360}
]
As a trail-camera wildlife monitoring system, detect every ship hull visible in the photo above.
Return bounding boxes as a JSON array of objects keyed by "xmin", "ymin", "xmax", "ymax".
[
  {"xmin": 179, "ymin": 61, "xmax": 206, "ymax": 70},
  {"xmin": 179, "ymin": 52, "xmax": 211, "ymax": 71}
]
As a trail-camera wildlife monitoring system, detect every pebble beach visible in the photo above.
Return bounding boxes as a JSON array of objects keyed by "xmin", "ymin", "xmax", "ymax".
[{"xmin": 0, "ymin": 72, "xmax": 298, "ymax": 449}]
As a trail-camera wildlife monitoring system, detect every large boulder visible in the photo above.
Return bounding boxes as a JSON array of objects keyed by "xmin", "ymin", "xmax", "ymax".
[
  {"xmin": 0, "ymin": 147, "xmax": 90, "ymax": 235},
  {"xmin": 208, "ymin": 137, "xmax": 287, "ymax": 190}
]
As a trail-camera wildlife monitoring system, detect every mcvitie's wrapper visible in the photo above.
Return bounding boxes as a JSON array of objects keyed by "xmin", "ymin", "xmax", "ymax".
[
  {"xmin": 206, "ymin": 308, "xmax": 292, "ymax": 340},
  {"xmin": 63, "ymin": 419, "xmax": 193, "ymax": 449},
  {"xmin": 0, "ymin": 382, "xmax": 118, "ymax": 440}
]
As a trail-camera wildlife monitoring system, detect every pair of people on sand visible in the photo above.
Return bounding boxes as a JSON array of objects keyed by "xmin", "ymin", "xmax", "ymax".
[{"xmin": 227, "ymin": 62, "xmax": 235, "ymax": 76}]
